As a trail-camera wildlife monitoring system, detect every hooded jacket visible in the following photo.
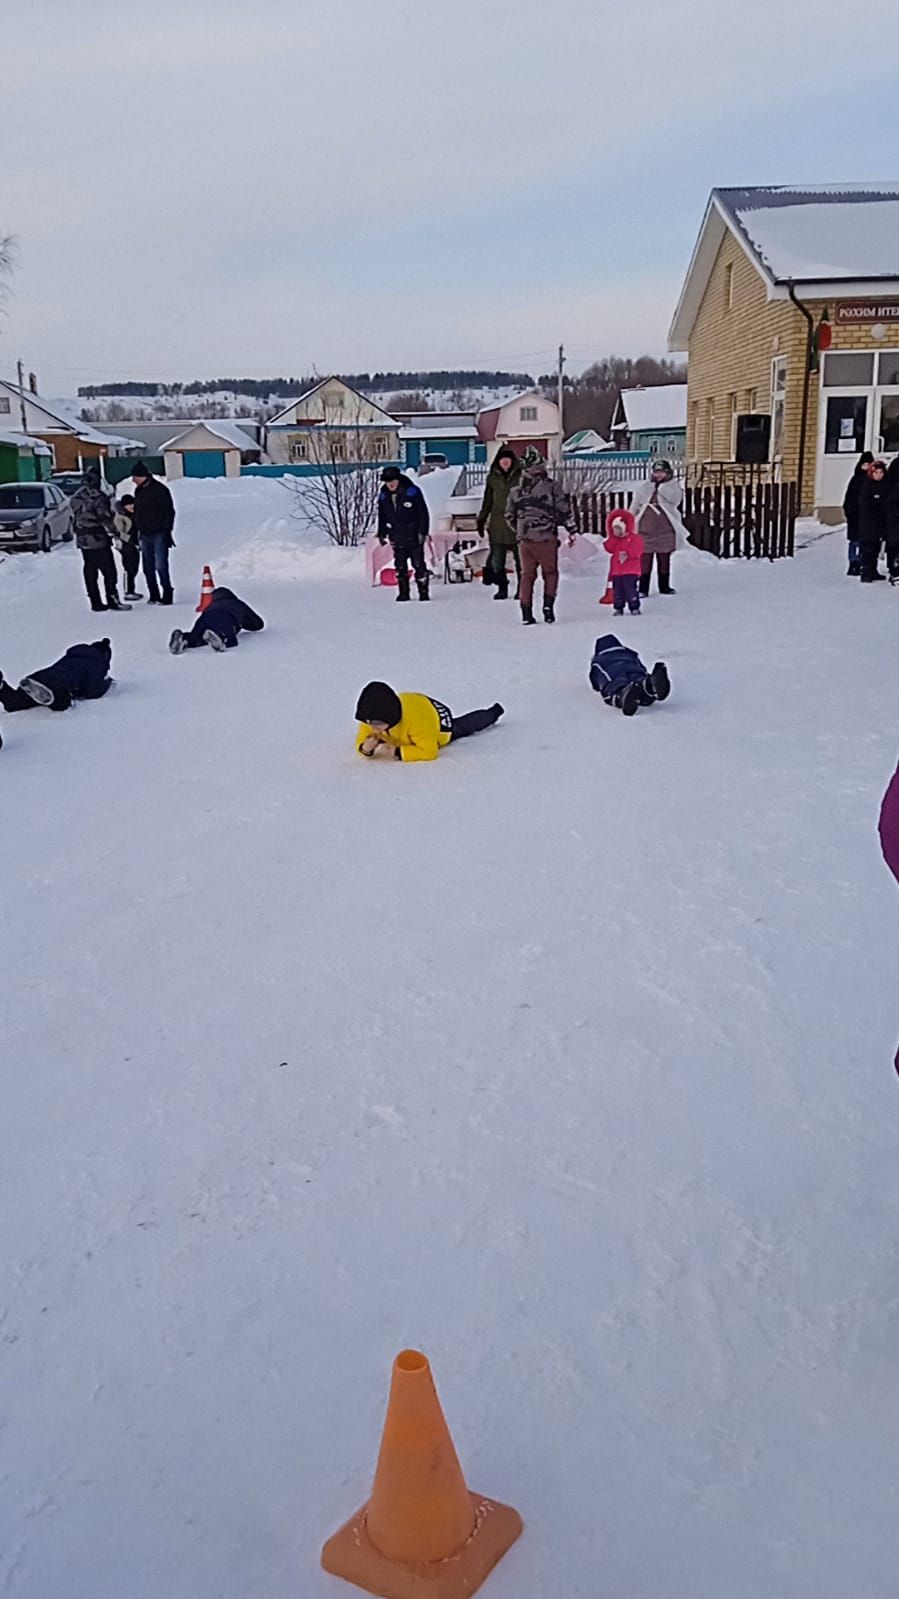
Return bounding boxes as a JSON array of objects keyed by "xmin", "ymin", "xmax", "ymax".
[
  {"xmin": 29, "ymin": 640, "xmax": 113, "ymax": 708},
  {"xmin": 477, "ymin": 454, "xmax": 522, "ymax": 545},
  {"xmin": 70, "ymin": 478, "xmax": 116, "ymax": 552},
  {"xmin": 505, "ymin": 463, "xmax": 571, "ymax": 543},
  {"xmin": 858, "ymin": 475, "xmax": 888, "ymax": 543},
  {"xmin": 603, "ymin": 508, "xmax": 644, "ymax": 577}
]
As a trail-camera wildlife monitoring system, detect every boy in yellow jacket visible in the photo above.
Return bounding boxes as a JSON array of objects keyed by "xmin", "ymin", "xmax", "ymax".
[{"xmin": 355, "ymin": 681, "xmax": 503, "ymax": 763}]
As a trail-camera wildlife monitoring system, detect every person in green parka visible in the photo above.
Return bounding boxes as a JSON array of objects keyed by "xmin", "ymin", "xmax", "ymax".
[{"xmin": 477, "ymin": 446, "xmax": 522, "ymax": 599}]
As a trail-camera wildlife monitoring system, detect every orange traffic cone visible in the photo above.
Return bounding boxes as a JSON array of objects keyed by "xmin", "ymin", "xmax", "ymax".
[
  {"xmin": 196, "ymin": 565, "xmax": 214, "ymax": 613},
  {"xmin": 599, "ymin": 577, "xmax": 615, "ymax": 605},
  {"xmin": 322, "ymin": 1349, "xmax": 522, "ymax": 1599}
]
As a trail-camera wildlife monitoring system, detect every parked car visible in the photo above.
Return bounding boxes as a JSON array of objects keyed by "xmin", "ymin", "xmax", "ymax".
[
  {"xmin": 0, "ymin": 482, "xmax": 73, "ymax": 551},
  {"xmin": 51, "ymin": 470, "xmax": 90, "ymax": 497}
]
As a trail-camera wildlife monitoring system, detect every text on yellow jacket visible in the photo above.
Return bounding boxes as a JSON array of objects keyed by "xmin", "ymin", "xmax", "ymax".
[{"xmin": 356, "ymin": 692, "xmax": 452, "ymax": 763}]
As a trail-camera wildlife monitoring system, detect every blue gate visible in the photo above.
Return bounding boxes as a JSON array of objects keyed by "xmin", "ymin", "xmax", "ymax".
[{"xmin": 183, "ymin": 451, "xmax": 227, "ymax": 478}]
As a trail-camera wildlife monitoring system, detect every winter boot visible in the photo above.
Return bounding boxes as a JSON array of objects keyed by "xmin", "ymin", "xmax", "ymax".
[
  {"xmin": 19, "ymin": 676, "xmax": 55, "ymax": 708},
  {"xmin": 168, "ymin": 629, "xmax": 188, "ymax": 655},
  {"xmin": 658, "ymin": 581, "xmax": 676, "ymax": 595},
  {"xmin": 417, "ymin": 575, "xmax": 430, "ymax": 601},
  {"xmin": 620, "ymin": 682, "xmax": 643, "ymax": 717},
  {"xmin": 395, "ymin": 574, "xmax": 411, "ymax": 602},
  {"xmin": 520, "ymin": 602, "xmax": 536, "ymax": 625},
  {"xmin": 494, "ymin": 573, "xmax": 509, "ymax": 599},
  {"xmin": 543, "ymin": 597, "xmax": 556, "ymax": 624},
  {"xmin": 613, "ymin": 606, "xmax": 624, "ymax": 617},
  {"xmin": 146, "ymin": 583, "xmax": 160, "ymax": 604},
  {"xmin": 638, "ymin": 572, "xmax": 651, "ymax": 598},
  {"xmin": 90, "ymin": 602, "xmax": 108, "ymax": 613},
  {"xmin": 203, "ymin": 629, "xmax": 228, "ymax": 652},
  {"xmin": 847, "ymin": 561, "xmax": 861, "ymax": 577},
  {"xmin": 106, "ymin": 595, "xmax": 132, "ymax": 611},
  {"xmin": 160, "ymin": 586, "xmax": 174, "ymax": 606},
  {"xmin": 124, "ymin": 589, "xmax": 143, "ymax": 602},
  {"xmin": 649, "ymin": 662, "xmax": 671, "ymax": 702}
]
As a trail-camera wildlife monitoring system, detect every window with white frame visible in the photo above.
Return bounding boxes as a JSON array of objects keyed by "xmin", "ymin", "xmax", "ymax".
[
  {"xmin": 770, "ymin": 357, "xmax": 787, "ymax": 461},
  {"xmin": 0, "ymin": 397, "xmax": 10, "ymax": 414},
  {"xmin": 520, "ymin": 405, "xmax": 538, "ymax": 421},
  {"xmin": 290, "ymin": 438, "xmax": 309, "ymax": 461}
]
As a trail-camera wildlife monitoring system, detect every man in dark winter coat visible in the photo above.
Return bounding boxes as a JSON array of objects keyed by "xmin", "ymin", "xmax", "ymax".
[
  {"xmin": 589, "ymin": 634, "xmax": 670, "ymax": 717},
  {"xmin": 70, "ymin": 468, "xmax": 128, "ymax": 613},
  {"xmin": 505, "ymin": 448, "xmax": 573, "ymax": 624},
  {"xmin": 842, "ymin": 452, "xmax": 873, "ymax": 576},
  {"xmin": 858, "ymin": 460, "xmax": 888, "ymax": 582},
  {"xmin": 885, "ymin": 456, "xmax": 899, "ymax": 581},
  {"xmin": 168, "ymin": 587, "xmax": 265, "ymax": 653},
  {"xmin": 0, "ymin": 639, "xmax": 113, "ymax": 714},
  {"xmin": 132, "ymin": 462, "xmax": 176, "ymax": 604},
  {"xmin": 377, "ymin": 466, "xmax": 430, "ymax": 601},
  {"xmin": 477, "ymin": 446, "xmax": 522, "ymax": 599}
]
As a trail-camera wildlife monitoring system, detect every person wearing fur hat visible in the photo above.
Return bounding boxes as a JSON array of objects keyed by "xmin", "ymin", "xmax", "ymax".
[
  {"xmin": 355, "ymin": 681, "xmax": 503, "ymax": 763},
  {"xmin": 630, "ymin": 459, "xmax": 686, "ymax": 596},
  {"xmin": 589, "ymin": 635, "xmax": 670, "ymax": 717},
  {"xmin": 603, "ymin": 507, "xmax": 644, "ymax": 615},
  {"xmin": 0, "ymin": 639, "xmax": 113, "ymax": 716}
]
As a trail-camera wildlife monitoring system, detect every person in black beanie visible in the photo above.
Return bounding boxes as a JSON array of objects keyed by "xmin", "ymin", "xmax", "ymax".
[
  {"xmin": 0, "ymin": 638, "xmax": 113, "ymax": 715},
  {"xmin": 377, "ymin": 466, "xmax": 431, "ymax": 601},
  {"xmin": 355, "ymin": 680, "xmax": 503, "ymax": 762},
  {"xmin": 132, "ymin": 461, "xmax": 176, "ymax": 604}
]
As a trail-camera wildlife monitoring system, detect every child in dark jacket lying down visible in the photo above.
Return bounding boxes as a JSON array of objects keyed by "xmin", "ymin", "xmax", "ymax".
[
  {"xmin": 0, "ymin": 638, "xmax": 113, "ymax": 719},
  {"xmin": 589, "ymin": 634, "xmax": 670, "ymax": 717},
  {"xmin": 168, "ymin": 587, "xmax": 265, "ymax": 654}
]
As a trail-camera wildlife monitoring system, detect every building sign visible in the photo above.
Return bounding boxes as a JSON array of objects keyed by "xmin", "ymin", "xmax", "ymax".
[{"xmin": 836, "ymin": 301, "xmax": 899, "ymax": 325}]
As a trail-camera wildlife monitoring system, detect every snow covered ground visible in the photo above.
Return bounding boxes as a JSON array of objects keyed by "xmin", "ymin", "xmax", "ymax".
[{"xmin": 2, "ymin": 478, "xmax": 898, "ymax": 1599}]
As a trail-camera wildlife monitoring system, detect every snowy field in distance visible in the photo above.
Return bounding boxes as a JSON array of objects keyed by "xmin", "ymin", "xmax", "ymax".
[{"xmin": 2, "ymin": 475, "xmax": 899, "ymax": 1599}]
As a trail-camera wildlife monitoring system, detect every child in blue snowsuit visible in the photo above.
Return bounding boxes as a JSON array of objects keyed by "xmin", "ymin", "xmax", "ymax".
[
  {"xmin": 168, "ymin": 587, "xmax": 265, "ymax": 654},
  {"xmin": 589, "ymin": 634, "xmax": 671, "ymax": 717}
]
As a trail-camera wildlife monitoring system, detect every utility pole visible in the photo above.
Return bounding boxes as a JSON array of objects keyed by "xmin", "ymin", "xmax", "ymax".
[
  {"xmin": 557, "ymin": 343, "xmax": 565, "ymax": 444},
  {"xmin": 16, "ymin": 358, "xmax": 28, "ymax": 434}
]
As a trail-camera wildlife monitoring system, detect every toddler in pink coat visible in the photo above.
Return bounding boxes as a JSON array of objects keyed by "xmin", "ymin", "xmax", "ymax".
[{"xmin": 603, "ymin": 508, "xmax": 644, "ymax": 615}]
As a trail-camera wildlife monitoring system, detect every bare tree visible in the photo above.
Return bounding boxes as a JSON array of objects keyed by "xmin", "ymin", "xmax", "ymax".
[
  {"xmin": 386, "ymin": 391, "xmax": 431, "ymax": 413},
  {"xmin": 285, "ymin": 393, "xmax": 389, "ymax": 546}
]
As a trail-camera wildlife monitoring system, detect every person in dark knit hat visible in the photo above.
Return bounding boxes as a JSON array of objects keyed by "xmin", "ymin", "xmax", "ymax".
[
  {"xmin": 355, "ymin": 680, "xmax": 503, "ymax": 762},
  {"xmin": 132, "ymin": 461, "xmax": 176, "ymax": 604},
  {"xmin": 376, "ymin": 465, "xmax": 431, "ymax": 601}
]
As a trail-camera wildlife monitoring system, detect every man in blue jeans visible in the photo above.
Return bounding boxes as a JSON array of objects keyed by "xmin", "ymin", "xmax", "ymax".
[{"xmin": 132, "ymin": 462, "xmax": 176, "ymax": 604}]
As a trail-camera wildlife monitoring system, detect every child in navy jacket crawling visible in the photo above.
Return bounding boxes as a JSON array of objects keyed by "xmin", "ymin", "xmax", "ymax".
[
  {"xmin": 168, "ymin": 587, "xmax": 265, "ymax": 654},
  {"xmin": 589, "ymin": 634, "xmax": 670, "ymax": 717}
]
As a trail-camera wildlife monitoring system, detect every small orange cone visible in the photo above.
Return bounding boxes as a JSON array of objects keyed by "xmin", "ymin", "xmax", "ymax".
[
  {"xmin": 599, "ymin": 576, "xmax": 615, "ymax": 605},
  {"xmin": 321, "ymin": 1349, "xmax": 522, "ymax": 1599},
  {"xmin": 196, "ymin": 565, "xmax": 214, "ymax": 613}
]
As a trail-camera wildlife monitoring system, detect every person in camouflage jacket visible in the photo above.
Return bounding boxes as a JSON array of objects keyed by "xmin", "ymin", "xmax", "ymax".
[
  {"xmin": 70, "ymin": 468, "xmax": 127, "ymax": 612},
  {"xmin": 505, "ymin": 449, "xmax": 574, "ymax": 624}
]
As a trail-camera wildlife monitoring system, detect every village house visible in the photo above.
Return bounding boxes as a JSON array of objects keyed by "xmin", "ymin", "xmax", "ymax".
[
  {"xmin": 476, "ymin": 388, "xmax": 562, "ymax": 464},
  {"xmin": 669, "ymin": 184, "xmax": 899, "ymax": 515},
  {"xmin": 394, "ymin": 410, "xmax": 486, "ymax": 470},
  {"xmin": 0, "ymin": 378, "xmax": 142, "ymax": 472},
  {"xmin": 0, "ymin": 428, "xmax": 53, "ymax": 484},
  {"xmin": 263, "ymin": 377, "xmax": 399, "ymax": 468},
  {"xmin": 161, "ymin": 420, "xmax": 262, "ymax": 480},
  {"xmin": 609, "ymin": 385, "xmax": 687, "ymax": 459}
]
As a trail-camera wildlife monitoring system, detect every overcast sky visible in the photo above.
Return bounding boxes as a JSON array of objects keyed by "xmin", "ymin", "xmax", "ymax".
[{"xmin": 2, "ymin": 0, "xmax": 896, "ymax": 392}]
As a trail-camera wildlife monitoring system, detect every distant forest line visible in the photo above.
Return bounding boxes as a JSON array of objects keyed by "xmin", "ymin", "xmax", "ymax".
[{"xmin": 77, "ymin": 371, "xmax": 536, "ymax": 400}]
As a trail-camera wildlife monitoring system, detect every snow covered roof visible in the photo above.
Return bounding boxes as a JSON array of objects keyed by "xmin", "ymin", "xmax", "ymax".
[
  {"xmin": 161, "ymin": 419, "xmax": 257, "ymax": 452},
  {"xmin": 563, "ymin": 428, "xmax": 610, "ymax": 452},
  {"xmin": 0, "ymin": 428, "xmax": 53, "ymax": 454},
  {"xmin": 398, "ymin": 423, "xmax": 478, "ymax": 441},
  {"xmin": 267, "ymin": 376, "xmax": 396, "ymax": 428},
  {"xmin": 476, "ymin": 387, "xmax": 542, "ymax": 420},
  {"xmin": 0, "ymin": 381, "xmax": 144, "ymax": 449},
  {"xmin": 670, "ymin": 184, "xmax": 899, "ymax": 349},
  {"xmin": 611, "ymin": 386, "xmax": 687, "ymax": 434}
]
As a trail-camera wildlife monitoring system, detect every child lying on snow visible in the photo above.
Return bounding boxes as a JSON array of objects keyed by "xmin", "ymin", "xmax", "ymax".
[
  {"xmin": 0, "ymin": 638, "xmax": 113, "ymax": 735},
  {"xmin": 169, "ymin": 587, "xmax": 264, "ymax": 654},
  {"xmin": 589, "ymin": 635, "xmax": 670, "ymax": 717},
  {"xmin": 355, "ymin": 681, "xmax": 503, "ymax": 763}
]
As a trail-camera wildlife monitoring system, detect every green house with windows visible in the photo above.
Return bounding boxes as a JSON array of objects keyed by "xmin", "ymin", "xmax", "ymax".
[{"xmin": 0, "ymin": 429, "xmax": 53, "ymax": 484}]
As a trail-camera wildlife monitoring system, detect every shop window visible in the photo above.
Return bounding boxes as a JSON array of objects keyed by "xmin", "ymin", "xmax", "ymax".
[
  {"xmin": 822, "ymin": 351, "xmax": 874, "ymax": 387},
  {"xmin": 878, "ymin": 350, "xmax": 899, "ymax": 386},
  {"xmin": 823, "ymin": 395, "xmax": 868, "ymax": 455}
]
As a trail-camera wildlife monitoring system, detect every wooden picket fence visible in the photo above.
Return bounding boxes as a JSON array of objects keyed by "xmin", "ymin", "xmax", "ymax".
[{"xmin": 571, "ymin": 480, "xmax": 798, "ymax": 559}]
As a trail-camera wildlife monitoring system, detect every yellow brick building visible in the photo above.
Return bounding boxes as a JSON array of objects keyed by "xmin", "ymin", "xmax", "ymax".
[{"xmin": 669, "ymin": 186, "xmax": 899, "ymax": 515}]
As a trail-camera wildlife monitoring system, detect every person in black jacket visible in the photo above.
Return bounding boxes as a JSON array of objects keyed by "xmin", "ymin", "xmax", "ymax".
[
  {"xmin": 0, "ymin": 639, "xmax": 113, "ymax": 714},
  {"xmin": 858, "ymin": 459, "xmax": 888, "ymax": 582},
  {"xmin": 132, "ymin": 462, "xmax": 176, "ymax": 605},
  {"xmin": 377, "ymin": 466, "xmax": 430, "ymax": 601},
  {"xmin": 168, "ymin": 587, "xmax": 265, "ymax": 653},
  {"xmin": 885, "ymin": 456, "xmax": 899, "ymax": 582},
  {"xmin": 842, "ymin": 451, "xmax": 873, "ymax": 576}
]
